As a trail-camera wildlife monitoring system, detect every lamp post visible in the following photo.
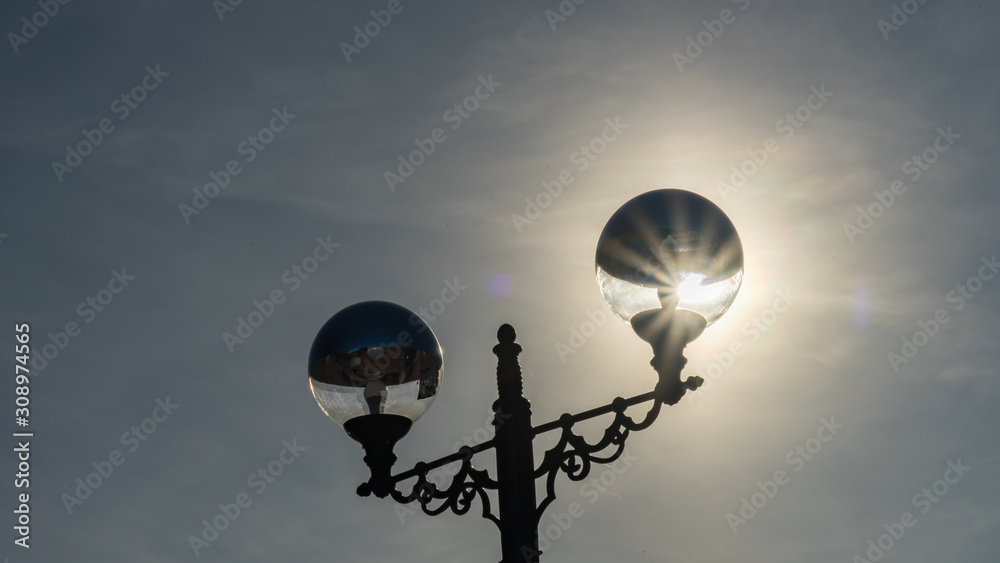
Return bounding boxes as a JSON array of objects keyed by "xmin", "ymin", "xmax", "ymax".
[{"xmin": 306, "ymin": 189, "xmax": 745, "ymax": 562}]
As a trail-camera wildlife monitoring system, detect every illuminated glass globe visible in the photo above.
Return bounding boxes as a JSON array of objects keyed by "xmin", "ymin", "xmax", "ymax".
[
  {"xmin": 596, "ymin": 189, "xmax": 744, "ymax": 327},
  {"xmin": 308, "ymin": 301, "xmax": 443, "ymax": 426}
]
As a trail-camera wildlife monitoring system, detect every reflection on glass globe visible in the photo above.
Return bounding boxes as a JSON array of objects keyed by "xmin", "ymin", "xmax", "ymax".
[
  {"xmin": 596, "ymin": 189, "xmax": 744, "ymax": 326},
  {"xmin": 308, "ymin": 301, "xmax": 443, "ymax": 426}
]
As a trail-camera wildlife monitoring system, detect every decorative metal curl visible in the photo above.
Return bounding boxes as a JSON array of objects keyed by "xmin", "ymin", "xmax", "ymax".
[
  {"xmin": 387, "ymin": 447, "xmax": 502, "ymax": 529},
  {"xmin": 532, "ymin": 397, "xmax": 664, "ymax": 528}
]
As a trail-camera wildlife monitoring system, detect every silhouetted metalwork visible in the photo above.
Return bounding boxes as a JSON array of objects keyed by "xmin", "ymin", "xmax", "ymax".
[
  {"xmin": 320, "ymin": 188, "xmax": 745, "ymax": 562},
  {"xmin": 353, "ymin": 315, "xmax": 704, "ymax": 562},
  {"xmin": 383, "ymin": 446, "xmax": 500, "ymax": 528}
]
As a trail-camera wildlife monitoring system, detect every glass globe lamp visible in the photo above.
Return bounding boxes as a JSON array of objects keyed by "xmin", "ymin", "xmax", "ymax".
[
  {"xmin": 308, "ymin": 301, "xmax": 443, "ymax": 497},
  {"xmin": 308, "ymin": 301, "xmax": 443, "ymax": 425},
  {"xmin": 596, "ymin": 189, "xmax": 744, "ymax": 342}
]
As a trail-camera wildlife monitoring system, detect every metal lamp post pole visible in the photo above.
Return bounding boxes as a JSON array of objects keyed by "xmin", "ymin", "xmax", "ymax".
[{"xmin": 493, "ymin": 324, "xmax": 539, "ymax": 562}]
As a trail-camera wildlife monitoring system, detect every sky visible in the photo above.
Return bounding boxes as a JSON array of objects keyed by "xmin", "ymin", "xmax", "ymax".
[{"xmin": 1, "ymin": 0, "xmax": 998, "ymax": 562}]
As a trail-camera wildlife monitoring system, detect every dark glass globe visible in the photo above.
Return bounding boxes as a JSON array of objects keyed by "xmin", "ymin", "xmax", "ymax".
[{"xmin": 308, "ymin": 301, "xmax": 443, "ymax": 426}]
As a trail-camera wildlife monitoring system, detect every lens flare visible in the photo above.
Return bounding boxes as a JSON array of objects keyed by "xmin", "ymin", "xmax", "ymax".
[{"xmin": 596, "ymin": 189, "xmax": 744, "ymax": 326}]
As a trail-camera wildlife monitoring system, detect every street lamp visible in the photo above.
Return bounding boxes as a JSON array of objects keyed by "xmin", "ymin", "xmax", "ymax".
[{"xmin": 307, "ymin": 189, "xmax": 744, "ymax": 562}]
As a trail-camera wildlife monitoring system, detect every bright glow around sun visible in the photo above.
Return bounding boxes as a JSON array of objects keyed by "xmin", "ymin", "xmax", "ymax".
[
  {"xmin": 596, "ymin": 267, "xmax": 744, "ymax": 326},
  {"xmin": 677, "ymin": 273, "xmax": 707, "ymax": 300},
  {"xmin": 676, "ymin": 272, "xmax": 734, "ymax": 308}
]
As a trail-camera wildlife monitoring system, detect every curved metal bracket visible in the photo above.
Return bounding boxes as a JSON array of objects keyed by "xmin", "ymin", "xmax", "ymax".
[
  {"xmin": 532, "ymin": 396, "xmax": 663, "ymax": 527},
  {"xmin": 380, "ymin": 446, "xmax": 502, "ymax": 529}
]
